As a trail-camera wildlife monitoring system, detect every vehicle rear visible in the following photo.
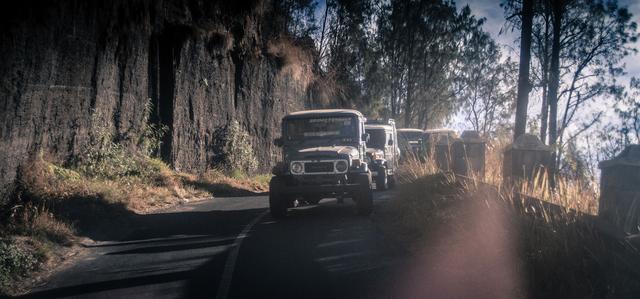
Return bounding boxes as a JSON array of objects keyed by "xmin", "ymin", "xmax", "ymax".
[
  {"xmin": 365, "ymin": 124, "xmax": 398, "ymax": 190},
  {"xmin": 397, "ymin": 128, "xmax": 426, "ymax": 161}
]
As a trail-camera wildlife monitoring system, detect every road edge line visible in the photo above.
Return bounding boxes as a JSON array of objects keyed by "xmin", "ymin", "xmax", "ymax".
[{"xmin": 215, "ymin": 209, "xmax": 269, "ymax": 299}]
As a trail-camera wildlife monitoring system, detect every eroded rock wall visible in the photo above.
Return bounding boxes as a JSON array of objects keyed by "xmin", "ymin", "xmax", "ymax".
[{"xmin": 0, "ymin": 0, "xmax": 312, "ymax": 200}]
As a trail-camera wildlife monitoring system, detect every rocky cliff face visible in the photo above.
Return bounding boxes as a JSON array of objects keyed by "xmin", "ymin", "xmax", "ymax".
[{"xmin": 0, "ymin": 0, "xmax": 314, "ymax": 200}]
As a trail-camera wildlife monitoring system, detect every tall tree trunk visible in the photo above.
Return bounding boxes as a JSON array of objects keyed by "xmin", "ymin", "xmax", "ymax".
[
  {"xmin": 540, "ymin": 9, "xmax": 551, "ymax": 144},
  {"xmin": 547, "ymin": 0, "xmax": 564, "ymax": 187},
  {"xmin": 514, "ymin": 0, "xmax": 534, "ymax": 140},
  {"xmin": 403, "ymin": 3, "xmax": 417, "ymax": 128},
  {"xmin": 540, "ymin": 83, "xmax": 549, "ymax": 142},
  {"xmin": 318, "ymin": 1, "xmax": 330, "ymax": 61}
]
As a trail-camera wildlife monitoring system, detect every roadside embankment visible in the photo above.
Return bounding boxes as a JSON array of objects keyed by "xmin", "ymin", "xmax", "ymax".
[
  {"xmin": 374, "ymin": 172, "xmax": 640, "ymax": 298},
  {"xmin": 0, "ymin": 154, "xmax": 269, "ymax": 296}
]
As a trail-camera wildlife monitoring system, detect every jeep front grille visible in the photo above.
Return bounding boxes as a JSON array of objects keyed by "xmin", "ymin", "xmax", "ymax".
[
  {"xmin": 290, "ymin": 159, "xmax": 349, "ymax": 175},
  {"xmin": 304, "ymin": 162, "xmax": 334, "ymax": 173}
]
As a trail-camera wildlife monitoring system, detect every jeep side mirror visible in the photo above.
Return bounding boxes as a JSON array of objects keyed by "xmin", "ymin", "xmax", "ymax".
[
  {"xmin": 362, "ymin": 133, "xmax": 370, "ymax": 142},
  {"xmin": 274, "ymin": 137, "xmax": 283, "ymax": 147}
]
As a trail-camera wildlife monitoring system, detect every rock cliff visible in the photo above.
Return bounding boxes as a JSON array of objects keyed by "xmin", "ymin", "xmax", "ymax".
[{"xmin": 0, "ymin": 0, "xmax": 314, "ymax": 200}]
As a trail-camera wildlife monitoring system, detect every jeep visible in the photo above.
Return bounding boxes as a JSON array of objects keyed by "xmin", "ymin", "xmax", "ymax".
[
  {"xmin": 365, "ymin": 119, "xmax": 400, "ymax": 190},
  {"xmin": 397, "ymin": 128, "xmax": 427, "ymax": 162},
  {"xmin": 423, "ymin": 128, "xmax": 458, "ymax": 157},
  {"xmin": 270, "ymin": 109, "xmax": 374, "ymax": 218}
]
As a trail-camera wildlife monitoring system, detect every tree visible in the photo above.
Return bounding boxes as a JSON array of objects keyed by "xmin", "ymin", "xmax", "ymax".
[
  {"xmin": 505, "ymin": 0, "xmax": 638, "ymax": 182},
  {"xmin": 617, "ymin": 77, "xmax": 640, "ymax": 144},
  {"xmin": 377, "ymin": 1, "xmax": 486, "ymax": 128},
  {"xmin": 513, "ymin": 0, "xmax": 535, "ymax": 140},
  {"xmin": 548, "ymin": 0, "xmax": 636, "ymax": 175},
  {"xmin": 275, "ymin": 0, "xmax": 319, "ymax": 39},
  {"xmin": 459, "ymin": 32, "xmax": 518, "ymax": 136}
]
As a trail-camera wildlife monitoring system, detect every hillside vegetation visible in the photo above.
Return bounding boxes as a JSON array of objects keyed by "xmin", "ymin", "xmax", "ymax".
[{"xmin": 376, "ymin": 150, "xmax": 638, "ymax": 298}]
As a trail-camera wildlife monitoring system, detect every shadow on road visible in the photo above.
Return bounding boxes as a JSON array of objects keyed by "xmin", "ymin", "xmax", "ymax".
[
  {"xmin": 19, "ymin": 207, "xmax": 265, "ymax": 299},
  {"xmin": 183, "ymin": 178, "xmax": 268, "ymax": 198},
  {"xmin": 224, "ymin": 201, "xmax": 406, "ymax": 299},
  {"xmin": 20, "ymin": 196, "xmax": 404, "ymax": 299}
]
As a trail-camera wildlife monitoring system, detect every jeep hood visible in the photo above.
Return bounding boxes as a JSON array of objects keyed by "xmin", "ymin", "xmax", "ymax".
[
  {"xmin": 290, "ymin": 146, "xmax": 357, "ymax": 160},
  {"xmin": 366, "ymin": 148, "xmax": 384, "ymax": 155}
]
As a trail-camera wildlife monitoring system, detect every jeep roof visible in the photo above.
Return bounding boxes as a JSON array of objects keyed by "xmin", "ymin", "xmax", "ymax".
[
  {"xmin": 424, "ymin": 128, "xmax": 456, "ymax": 134},
  {"xmin": 365, "ymin": 124, "xmax": 393, "ymax": 131},
  {"xmin": 397, "ymin": 128, "xmax": 424, "ymax": 133},
  {"xmin": 284, "ymin": 109, "xmax": 364, "ymax": 120}
]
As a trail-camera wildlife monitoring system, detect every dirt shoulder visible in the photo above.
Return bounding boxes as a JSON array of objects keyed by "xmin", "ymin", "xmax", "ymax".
[{"xmin": 1, "ymin": 158, "xmax": 269, "ymax": 297}]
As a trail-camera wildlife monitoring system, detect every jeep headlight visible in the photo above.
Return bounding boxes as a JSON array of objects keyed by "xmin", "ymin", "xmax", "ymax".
[
  {"xmin": 350, "ymin": 148, "xmax": 359, "ymax": 158},
  {"xmin": 335, "ymin": 160, "xmax": 348, "ymax": 173},
  {"xmin": 290, "ymin": 162, "xmax": 304, "ymax": 174}
]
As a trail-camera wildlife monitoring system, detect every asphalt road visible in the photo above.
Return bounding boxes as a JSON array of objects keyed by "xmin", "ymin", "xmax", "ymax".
[{"xmin": 20, "ymin": 191, "xmax": 406, "ymax": 299}]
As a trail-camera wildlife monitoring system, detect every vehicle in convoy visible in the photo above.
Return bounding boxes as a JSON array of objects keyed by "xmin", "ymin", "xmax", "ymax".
[
  {"xmin": 365, "ymin": 119, "xmax": 399, "ymax": 190},
  {"xmin": 397, "ymin": 128, "xmax": 426, "ymax": 161},
  {"xmin": 270, "ymin": 109, "xmax": 373, "ymax": 218},
  {"xmin": 423, "ymin": 128, "xmax": 458, "ymax": 156}
]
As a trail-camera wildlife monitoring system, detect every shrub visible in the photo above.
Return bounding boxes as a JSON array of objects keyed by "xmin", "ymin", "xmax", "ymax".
[
  {"xmin": 75, "ymin": 111, "xmax": 139, "ymax": 179},
  {"xmin": 139, "ymin": 100, "xmax": 168, "ymax": 158},
  {"xmin": 0, "ymin": 239, "xmax": 40, "ymax": 291},
  {"xmin": 75, "ymin": 110, "xmax": 168, "ymax": 183},
  {"xmin": 218, "ymin": 120, "xmax": 258, "ymax": 175}
]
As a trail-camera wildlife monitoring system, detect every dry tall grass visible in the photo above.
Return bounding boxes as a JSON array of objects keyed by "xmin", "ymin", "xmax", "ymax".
[
  {"xmin": 266, "ymin": 37, "xmax": 313, "ymax": 87},
  {"xmin": 396, "ymin": 155, "xmax": 439, "ymax": 184},
  {"xmin": 376, "ymin": 137, "xmax": 636, "ymax": 297},
  {"xmin": 377, "ymin": 170, "xmax": 638, "ymax": 297}
]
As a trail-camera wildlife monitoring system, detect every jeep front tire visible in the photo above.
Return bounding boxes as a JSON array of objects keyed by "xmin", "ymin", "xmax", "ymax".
[
  {"xmin": 376, "ymin": 168, "xmax": 388, "ymax": 191},
  {"xmin": 388, "ymin": 175, "xmax": 396, "ymax": 189},
  {"xmin": 355, "ymin": 174, "xmax": 373, "ymax": 216},
  {"xmin": 269, "ymin": 177, "xmax": 289, "ymax": 218}
]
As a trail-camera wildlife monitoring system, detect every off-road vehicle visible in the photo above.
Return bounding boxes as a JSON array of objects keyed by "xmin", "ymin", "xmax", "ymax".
[
  {"xmin": 270, "ymin": 109, "xmax": 374, "ymax": 218},
  {"xmin": 397, "ymin": 128, "xmax": 426, "ymax": 162},
  {"xmin": 423, "ymin": 128, "xmax": 458, "ymax": 157},
  {"xmin": 365, "ymin": 119, "xmax": 400, "ymax": 190}
]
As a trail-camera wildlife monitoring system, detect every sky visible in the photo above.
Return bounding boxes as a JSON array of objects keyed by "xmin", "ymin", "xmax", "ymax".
[
  {"xmin": 451, "ymin": 0, "xmax": 640, "ymax": 137},
  {"xmin": 457, "ymin": 0, "xmax": 640, "ymax": 86}
]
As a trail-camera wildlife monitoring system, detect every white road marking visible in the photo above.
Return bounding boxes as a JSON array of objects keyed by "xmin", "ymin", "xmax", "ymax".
[{"xmin": 216, "ymin": 209, "xmax": 269, "ymax": 299}]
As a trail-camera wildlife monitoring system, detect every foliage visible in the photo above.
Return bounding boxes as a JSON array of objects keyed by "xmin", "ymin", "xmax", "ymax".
[
  {"xmin": 217, "ymin": 120, "xmax": 258, "ymax": 175},
  {"xmin": 76, "ymin": 111, "xmax": 162, "ymax": 181},
  {"xmin": 591, "ymin": 77, "xmax": 640, "ymax": 165},
  {"xmin": 139, "ymin": 100, "xmax": 168, "ymax": 158},
  {"xmin": 377, "ymin": 1, "xmax": 489, "ymax": 128},
  {"xmin": 503, "ymin": 0, "xmax": 639, "ymax": 173},
  {"xmin": 303, "ymin": 0, "xmax": 518, "ymax": 129},
  {"xmin": 0, "ymin": 239, "xmax": 41, "ymax": 293},
  {"xmin": 458, "ymin": 32, "xmax": 518, "ymax": 136},
  {"xmin": 617, "ymin": 77, "xmax": 640, "ymax": 144},
  {"xmin": 275, "ymin": 0, "xmax": 319, "ymax": 39}
]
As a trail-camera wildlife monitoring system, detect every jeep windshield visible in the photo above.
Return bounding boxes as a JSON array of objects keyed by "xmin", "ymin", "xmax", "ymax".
[
  {"xmin": 398, "ymin": 131, "xmax": 423, "ymax": 144},
  {"xmin": 284, "ymin": 116, "xmax": 357, "ymax": 142},
  {"xmin": 366, "ymin": 128, "xmax": 386, "ymax": 149}
]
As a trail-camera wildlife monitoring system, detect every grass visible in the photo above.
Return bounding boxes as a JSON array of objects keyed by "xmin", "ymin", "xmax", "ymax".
[
  {"xmin": 376, "ymin": 144, "xmax": 639, "ymax": 298},
  {"xmin": 180, "ymin": 169, "xmax": 270, "ymax": 197},
  {"xmin": 376, "ymin": 172, "xmax": 640, "ymax": 297},
  {"xmin": 0, "ymin": 154, "xmax": 272, "ymax": 296},
  {"xmin": 266, "ymin": 37, "xmax": 313, "ymax": 87}
]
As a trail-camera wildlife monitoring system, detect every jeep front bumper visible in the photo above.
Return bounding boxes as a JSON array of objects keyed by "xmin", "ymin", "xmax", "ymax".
[{"xmin": 280, "ymin": 183, "xmax": 363, "ymax": 195}]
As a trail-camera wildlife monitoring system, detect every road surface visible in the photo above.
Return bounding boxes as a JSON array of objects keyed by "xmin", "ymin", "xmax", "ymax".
[{"xmin": 20, "ymin": 192, "xmax": 406, "ymax": 299}]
